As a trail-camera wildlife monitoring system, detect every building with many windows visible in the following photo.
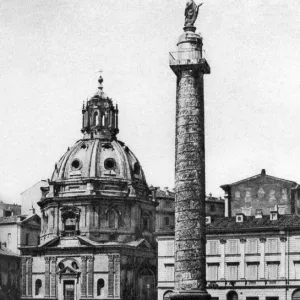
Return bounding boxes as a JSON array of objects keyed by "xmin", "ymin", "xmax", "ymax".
[
  {"xmin": 221, "ymin": 169, "xmax": 300, "ymax": 217},
  {"xmin": 157, "ymin": 212, "xmax": 300, "ymax": 300}
]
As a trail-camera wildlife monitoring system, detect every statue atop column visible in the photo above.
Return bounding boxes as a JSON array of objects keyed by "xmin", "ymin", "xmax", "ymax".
[{"xmin": 184, "ymin": 1, "xmax": 203, "ymax": 27}]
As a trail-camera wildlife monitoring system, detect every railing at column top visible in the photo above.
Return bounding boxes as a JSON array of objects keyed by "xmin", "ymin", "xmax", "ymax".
[{"xmin": 169, "ymin": 49, "xmax": 203, "ymax": 64}]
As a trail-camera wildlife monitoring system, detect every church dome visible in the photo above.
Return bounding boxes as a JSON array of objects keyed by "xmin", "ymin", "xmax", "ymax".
[{"xmin": 48, "ymin": 76, "xmax": 149, "ymax": 199}]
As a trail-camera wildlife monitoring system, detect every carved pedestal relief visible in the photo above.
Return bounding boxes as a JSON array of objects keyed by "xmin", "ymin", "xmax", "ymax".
[
  {"xmin": 108, "ymin": 255, "xmax": 114, "ymax": 298},
  {"xmin": 50, "ymin": 256, "xmax": 57, "ymax": 297},
  {"xmin": 87, "ymin": 256, "xmax": 94, "ymax": 298},
  {"xmin": 21, "ymin": 257, "xmax": 27, "ymax": 297}
]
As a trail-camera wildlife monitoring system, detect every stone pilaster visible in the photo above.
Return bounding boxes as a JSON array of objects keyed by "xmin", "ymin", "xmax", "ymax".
[
  {"xmin": 240, "ymin": 238, "xmax": 246, "ymax": 279},
  {"xmin": 220, "ymin": 239, "xmax": 226, "ymax": 280},
  {"xmin": 259, "ymin": 238, "xmax": 266, "ymax": 279},
  {"xmin": 27, "ymin": 257, "xmax": 33, "ymax": 297},
  {"xmin": 81, "ymin": 256, "xmax": 87, "ymax": 298},
  {"xmin": 21, "ymin": 257, "xmax": 27, "ymax": 297},
  {"xmin": 45, "ymin": 256, "xmax": 51, "ymax": 297},
  {"xmin": 114, "ymin": 255, "xmax": 120, "ymax": 298},
  {"xmin": 50, "ymin": 256, "xmax": 57, "ymax": 297},
  {"xmin": 280, "ymin": 236, "xmax": 287, "ymax": 278},
  {"xmin": 87, "ymin": 256, "xmax": 94, "ymax": 298},
  {"xmin": 108, "ymin": 254, "xmax": 114, "ymax": 298}
]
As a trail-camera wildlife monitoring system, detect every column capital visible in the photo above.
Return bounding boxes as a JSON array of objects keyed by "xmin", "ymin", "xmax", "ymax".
[
  {"xmin": 240, "ymin": 238, "xmax": 247, "ymax": 244},
  {"xmin": 259, "ymin": 237, "xmax": 266, "ymax": 243},
  {"xmin": 51, "ymin": 256, "xmax": 57, "ymax": 263},
  {"xmin": 220, "ymin": 239, "xmax": 227, "ymax": 244},
  {"xmin": 45, "ymin": 256, "xmax": 51, "ymax": 263},
  {"xmin": 81, "ymin": 256, "xmax": 88, "ymax": 262}
]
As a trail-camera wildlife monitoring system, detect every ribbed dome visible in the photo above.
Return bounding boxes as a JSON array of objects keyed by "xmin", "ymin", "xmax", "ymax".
[{"xmin": 52, "ymin": 139, "xmax": 146, "ymax": 183}]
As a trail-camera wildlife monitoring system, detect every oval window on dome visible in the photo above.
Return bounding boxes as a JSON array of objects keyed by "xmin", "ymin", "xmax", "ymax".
[
  {"xmin": 71, "ymin": 159, "xmax": 81, "ymax": 170},
  {"xmin": 104, "ymin": 158, "xmax": 116, "ymax": 170}
]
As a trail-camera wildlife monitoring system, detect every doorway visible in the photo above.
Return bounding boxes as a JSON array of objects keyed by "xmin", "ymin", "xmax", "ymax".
[
  {"xmin": 227, "ymin": 291, "xmax": 238, "ymax": 300},
  {"xmin": 64, "ymin": 281, "xmax": 75, "ymax": 300}
]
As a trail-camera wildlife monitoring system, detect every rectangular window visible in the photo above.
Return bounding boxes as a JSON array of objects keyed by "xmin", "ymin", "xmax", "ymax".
[
  {"xmin": 166, "ymin": 241, "xmax": 174, "ymax": 256},
  {"xmin": 207, "ymin": 264, "xmax": 219, "ymax": 280},
  {"xmin": 246, "ymin": 297, "xmax": 259, "ymax": 300},
  {"xmin": 295, "ymin": 238, "xmax": 300, "ymax": 252},
  {"xmin": 228, "ymin": 240, "xmax": 238, "ymax": 254},
  {"xmin": 247, "ymin": 263, "xmax": 258, "ymax": 280},
  {"xmin": 25, "ymin": 233, "xmax": 29, "ymax": 246},
  {"xmin": 268, "ymin": 263, "xmax": 279, "ymax": 279},
  {"xmin": 208, "ymin": 240, "xmax": 218, "ymax": 255},
  {"xmin": 7, "ymin": 233, "xmax": 11, "ymax": 247},
  {"xmin": 267, "ymin": 238, "xmax": 278, "ymax": 253},
  {"xmin": 248, "ymin": 239, "xmax": 258, "ymax": 253},
  {"xmin": 227, "ymin": 264, "xmax": 238, "ymax": 280},
  {"xmin": 295, "ymin": 263, "xmax": 300, "ymax": 279},
  {"xmin": 165, "ymin": 264, "xmax": 174, "ymax": 281}
]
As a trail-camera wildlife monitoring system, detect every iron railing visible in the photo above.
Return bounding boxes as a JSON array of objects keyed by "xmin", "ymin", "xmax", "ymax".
[{"xmin": 169, "ymin": 49, "xmax": 202, "ymax": 64}]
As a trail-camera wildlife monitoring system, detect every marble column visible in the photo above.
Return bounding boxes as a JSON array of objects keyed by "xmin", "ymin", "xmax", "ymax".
[
  {"xmin": 170, "ymin": 22, "xmax": 210, "ymax": 300},
  {"xmin": 50, "ymin": 256, "xmax": 57, "ymax": 297},
  {"xmin": 108, "ymin": 254, "xmax": 114, "ymax": 298},
  {"xmin": 87, "ymin": 256, "xmax": 94, "ymax": 298},
  {"xmin": 21, "ymin": 257, "xmax": 27, "ymax": 297},
  {"xmin": 81, "ymin": 256, "xmax": 87, "ymax": 298},
  {"xmin": 27, "ymin": 257, "xmax": 33, "ymax": 297},
  {"xmin": 259, "ymin": 238, "xmax": 266, "ymax": 279},
  {"xmin": 45, "ymin": 256, "xmax": 51, "ymax": 297},
  {"xmin": 114, "ymin": 255, "xmax": 120, "ymax": 298}
]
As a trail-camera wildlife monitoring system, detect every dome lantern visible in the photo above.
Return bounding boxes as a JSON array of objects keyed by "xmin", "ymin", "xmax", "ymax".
[{"xmin": 81, "ymin": 76, "xmax": 119, "ymax": 140}]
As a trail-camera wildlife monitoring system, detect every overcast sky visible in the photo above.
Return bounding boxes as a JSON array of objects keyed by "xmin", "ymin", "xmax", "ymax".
[{"xmin": 1, "ymin": 0, "xmax": 300, "ymax": 204}]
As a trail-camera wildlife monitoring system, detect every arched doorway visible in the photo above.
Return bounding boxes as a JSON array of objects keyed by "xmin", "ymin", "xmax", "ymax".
[
  {"xmin": 292, "ymin": 289, "xmax": 300, "ymax": 300},
  {"xmin": 227, "ymin": 291, "xmax": 238, "ymax": 300},
  {"xmin": 164, "ymin": 290, "xmax": 173, "ymax": 300}
]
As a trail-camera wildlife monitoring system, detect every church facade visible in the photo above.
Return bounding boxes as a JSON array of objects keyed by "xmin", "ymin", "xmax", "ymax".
[{"xmin": 20, "ymin": 76, "xmax": 157, "ymax": 300}]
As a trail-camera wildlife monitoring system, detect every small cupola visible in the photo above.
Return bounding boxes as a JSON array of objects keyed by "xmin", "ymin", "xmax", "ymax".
[
  {"xmin": 81, "ymin": 75, "xmax": 119, "ymax": 140},
  {"xmin": 236, "ymin": 213, "xmax": 245, "ymax": 223}
]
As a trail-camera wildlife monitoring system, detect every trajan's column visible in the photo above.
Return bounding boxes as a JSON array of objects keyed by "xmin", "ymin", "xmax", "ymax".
[{"xmin": 169, "ymin": 1, "xmax": 210, "ymax": 300}]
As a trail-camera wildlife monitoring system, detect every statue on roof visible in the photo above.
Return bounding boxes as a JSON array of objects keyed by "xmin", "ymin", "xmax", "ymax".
[{"xmin": 184, "ymin": 1, "xmax": 203, "ymax": 27}]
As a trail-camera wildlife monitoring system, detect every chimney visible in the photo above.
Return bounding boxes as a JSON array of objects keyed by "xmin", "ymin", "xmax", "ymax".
[
  {"xmin": 270, "ymin": 210, "xmax": 279, "ymax": 221},
  {"xmin": 205, "ymin": 216, "xmax": 212, "ymax": 224},
  {"xmin": 255, "ymin": 209, "xmax": 263, "ymax": 218},
  {"xmin": 236, "ymin": 213, "xmax": 245, "ymax": 223},
  {"xmin": 261, "ymin": 169, "xmax": 266, "ymax": 176},
  {"xmin": 224, "ymin": 192, "xmax": 229, "ymax": 217},
  {"xmin": 164, "ymin": 187, "xmax": 170, "ymax": 196}
]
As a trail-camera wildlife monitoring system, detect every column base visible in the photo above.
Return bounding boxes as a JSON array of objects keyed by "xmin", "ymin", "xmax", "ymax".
[{"xmin": 170, "ymin": 290, "xmax": 211, "ymax": 300}]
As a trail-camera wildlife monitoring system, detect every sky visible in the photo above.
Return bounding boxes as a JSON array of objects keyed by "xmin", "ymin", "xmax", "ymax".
[{"xmin": 1, "ymin": 0, "xmax": 300, "ymax": 204}]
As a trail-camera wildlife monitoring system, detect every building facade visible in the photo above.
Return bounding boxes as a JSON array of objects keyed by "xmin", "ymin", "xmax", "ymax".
[
  {"xmin": 0, "ymin": 201, "xmax": 21, "ymax": 217},
  {"xmin": 0, "ymin": 244, "xmax": 21, "ymax": 300},
  {"xmin": 221, "ymin": 169, "xmax": 300, "ymax": 217},
  {"xmin": 155, "ymin": 188, "xmax": 224, "ymax": 232},
  {"xmin": 20, "ymin": 76, "xmax": 157, "ymax": 300},
  {"xmin": 0, "ymin": 213, "xmax": 40, "ymax": 255}
]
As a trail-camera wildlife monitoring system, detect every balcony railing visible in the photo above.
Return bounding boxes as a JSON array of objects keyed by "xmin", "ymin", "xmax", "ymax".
[{"xmin": 169, "ymin": 49, "xmax": 202, "ymax": 64}]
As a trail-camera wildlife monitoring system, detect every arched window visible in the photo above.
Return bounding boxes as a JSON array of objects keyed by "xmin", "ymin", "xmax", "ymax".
[
  {"xmin": 164, "ymin": 216, "xmax": 170, "ymax": 226},
  {"xmin": 64, "ymin": 212, "xmax": 76, "ymax": 231},
  {"xmin": 163, "ymin": 290, "xmax": 173, "ymax": 300},
  {"xmin": 97, "ymin": 279, "xmax": 105, "ymax": 296},
  {"xmin": 35, "ymin": 279, "xmax": 42, "ymax": 295},
  {"xmin": 93, "ymin": 111, "xmax": 99, "ymax": 126},
  {"xmin": 107, "ymin": 209, "xmax": 118, "ymax": 229},
  {"xmin": 142, "ymin": 211, "xmax": 151, "ymax": 231}
]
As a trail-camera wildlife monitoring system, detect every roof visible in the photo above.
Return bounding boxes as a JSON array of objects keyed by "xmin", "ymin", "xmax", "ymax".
[
  {"xmin": 220, "ymin": 170, "xmax": 297, "ymax": 189},
  {"xmin": 207, "ymin": 214, "xmax": 300, "ymax": 233},
  {"xmin": 20, "ymin": 180, "xmax": 48, "ymax": 195},
  {"xmin": 0, "ymin": 246, "xmax": 19, "ymax": 257},
  {"xmin": 156, "ymin": 188, "xmax": 175, "ymax": 198},
  {"xmin": 0, "ymin": 214, "xmax": 40, "ymax": 225}
]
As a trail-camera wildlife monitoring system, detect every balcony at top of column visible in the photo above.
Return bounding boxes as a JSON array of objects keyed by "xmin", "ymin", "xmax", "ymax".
[{"xmin": 169, "ymin": 50, "xmax": 210, "ymax": 75}]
